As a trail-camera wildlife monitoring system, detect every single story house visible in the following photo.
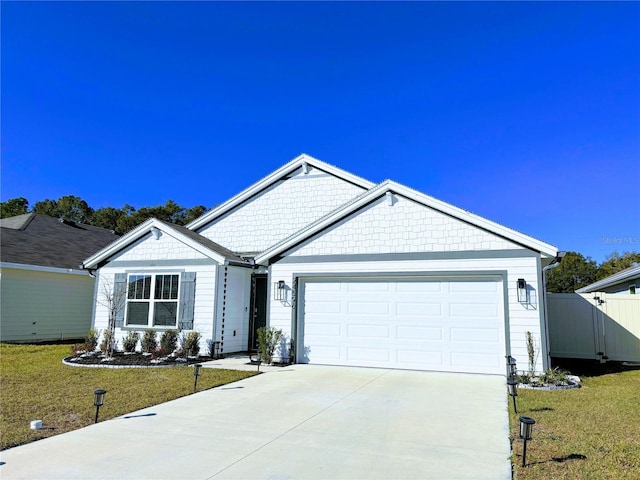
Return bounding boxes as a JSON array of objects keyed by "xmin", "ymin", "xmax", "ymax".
[
  {"xmin": 83, "ymin": 154, "xmax": 559, "ymax": 375},
  {"xmin": 1, "ymin": 213, "xmax": 118, "ymax": 342},
  {"xmin": 576, "ymin": 265, "xmax": 639, "ymax": 295}
]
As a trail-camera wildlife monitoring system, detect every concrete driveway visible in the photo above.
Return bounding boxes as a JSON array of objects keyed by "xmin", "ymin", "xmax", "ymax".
[{"xmin": 0, "ymin": 366, "xmax": 511, "ymax": 480}]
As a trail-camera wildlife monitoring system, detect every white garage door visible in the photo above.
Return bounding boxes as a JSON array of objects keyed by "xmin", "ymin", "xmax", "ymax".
[{"xmin": 298, "ymin": 277, "xmax": 506, "ymax": 375}]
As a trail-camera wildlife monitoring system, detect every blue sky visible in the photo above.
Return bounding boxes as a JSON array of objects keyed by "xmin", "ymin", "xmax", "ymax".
[{"xmin": 2, "ymin": 2, "xmax": 638, "ymax": 263}]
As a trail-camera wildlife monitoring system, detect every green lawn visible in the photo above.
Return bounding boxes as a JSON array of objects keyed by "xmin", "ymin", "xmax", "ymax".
[
  {"xmin": 0, "ymin": 343, "xmax": 257, "ymax": 450},
  {"xmin": 509, "ymin": 361, "xmax": 640, "ymax": 480}
]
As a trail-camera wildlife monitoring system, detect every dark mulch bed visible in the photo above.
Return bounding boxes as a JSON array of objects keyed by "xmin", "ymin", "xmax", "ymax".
[{"xmin": 64, "ymin": 352, "xmax": 213, "ymax": 367}]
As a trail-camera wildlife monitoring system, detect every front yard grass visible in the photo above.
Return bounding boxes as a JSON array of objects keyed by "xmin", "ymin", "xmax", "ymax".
[
  {"xmin": 0, "ymin": 343, "xmax": 258, "ymax": 450},
  {"xmin": 509, "ymin": 362, "xmax": 640, "ymax": 480}
]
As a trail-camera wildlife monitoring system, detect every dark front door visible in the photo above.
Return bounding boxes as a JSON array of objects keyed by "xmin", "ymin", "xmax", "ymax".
[{"xmin": 248, "ymin": 274, "xmax": 268, "ymax": 351}]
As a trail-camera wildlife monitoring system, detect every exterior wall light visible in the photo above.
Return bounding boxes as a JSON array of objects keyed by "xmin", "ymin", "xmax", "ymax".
[
  {"xmin": 193, "ymin": 364, "xmax": 202, "ymax": 393},
  {"xmin": 274, "ymin": 280, "xmax": 286, "ymax": 301},
  {"xmin": 150, "ymin": 227, "xmax": 161, "ymax": 240},
  {"xmin": 517, "ymin": 278, "xmax": 528, "ymax": 303},
  {"xmin": 507, "ymin": 379, "xmax": 518, "ymax": 413},
  {"xmin": 519, "ymin": 416, "xmax": 536, "ymax": 466},
  {"xmin": 94, "ymin": 389, "xmax": 106, "ymax": 423}
]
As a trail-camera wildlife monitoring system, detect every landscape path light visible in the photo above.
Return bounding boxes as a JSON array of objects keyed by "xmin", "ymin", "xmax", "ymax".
[
  {"xmin": 506, "ymin": 355, "xmax": 518, "ymax": 378},
  {"xmin": 519, "ymin": 416, "xmax": 536, "ymax": 467},
  {"xmin": 193, "ymin": 364, "xmax": 202, "ymax": 393},
  {"xmin": 507, "ymin": 379, "xmax": 518, "ymax": 413},
  {"xmin": 93, "ymin": 389, "xmax": 106, "ymax": 424}
]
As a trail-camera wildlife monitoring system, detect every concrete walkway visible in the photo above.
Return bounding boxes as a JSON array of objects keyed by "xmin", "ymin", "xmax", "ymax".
[{"xmin": 0, "ymin": 365, "xmax": 511, "ymax": 480}]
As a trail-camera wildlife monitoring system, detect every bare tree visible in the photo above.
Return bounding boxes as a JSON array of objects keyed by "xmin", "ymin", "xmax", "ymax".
[{"xmin": 97, "ymin": 277, "xmax": 127, "ymax": 358}]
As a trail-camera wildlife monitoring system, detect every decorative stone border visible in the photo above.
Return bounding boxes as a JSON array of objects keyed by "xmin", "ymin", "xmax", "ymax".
[{"xmin": 62, "ymin": 356, "xmax": 190, "ymax": 369}]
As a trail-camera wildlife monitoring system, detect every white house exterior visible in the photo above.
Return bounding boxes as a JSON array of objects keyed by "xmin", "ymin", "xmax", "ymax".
[{"xmin": 83, "ymin": 154, "xmax": 559, "ymax": 374}]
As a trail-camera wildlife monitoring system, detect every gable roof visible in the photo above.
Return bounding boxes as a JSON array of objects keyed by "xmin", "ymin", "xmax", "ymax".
[
  {"xmin": 82, "ymin": 218, "xmax": 248, "ymax": 269},
  {"xmin": 255, "ymin": 180, "xmax": 558, "ymax": 264},
  {"xmin": 187, "ymin": 153, "xmax": 375, "ymax": 231},
  {"xmin": 576, "ymin": 265, "xmax": 640, "ymax": 293},
  {"xmin": 1, "ymin": 213, "xmax": 119, "ymax": 270}
]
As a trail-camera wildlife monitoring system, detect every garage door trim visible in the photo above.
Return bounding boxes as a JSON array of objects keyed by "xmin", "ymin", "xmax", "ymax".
[{"xmin": 291, "ymin": 270, "xmax": 510, "ymax": 374}]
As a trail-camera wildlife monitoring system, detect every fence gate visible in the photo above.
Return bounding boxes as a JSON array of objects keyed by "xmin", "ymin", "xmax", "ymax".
[{"xmin": 548, "ymin": 293, "xmax": 640, "ymax": 363}]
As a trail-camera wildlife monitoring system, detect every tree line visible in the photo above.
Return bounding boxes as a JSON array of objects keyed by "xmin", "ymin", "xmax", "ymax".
[
  {"xmin": 0, "ymin": 196, "xmax": 208, "ymax": 235},
  {"xmin": 2, "ymin": 196, "xmax": 637, "ymax": 293}
]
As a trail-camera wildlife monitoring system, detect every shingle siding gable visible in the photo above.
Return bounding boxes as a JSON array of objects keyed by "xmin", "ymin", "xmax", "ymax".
[
  {"xmin": 197, "ymin": 166, "xmax": 367, "ymax": 254},
  {"xmin": 288, "ymin": 194, "xmax": 521, "ymax": 257}
]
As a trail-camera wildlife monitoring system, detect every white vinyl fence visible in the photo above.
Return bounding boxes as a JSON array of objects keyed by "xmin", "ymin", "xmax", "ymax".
[{"xmin": 548, "ymin": 293, "xmax": 640, "ymax": 362}]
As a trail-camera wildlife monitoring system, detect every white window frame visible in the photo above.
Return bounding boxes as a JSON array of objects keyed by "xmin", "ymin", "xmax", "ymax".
[{"xmin": 125, "ymin": 273, "xmax": 181, "ymax": 328}]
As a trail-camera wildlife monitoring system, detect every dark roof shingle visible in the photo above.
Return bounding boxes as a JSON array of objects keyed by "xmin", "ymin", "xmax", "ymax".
[{"xmin": 1, "ymin": 214, "xmax": 119, "ymax": 270}]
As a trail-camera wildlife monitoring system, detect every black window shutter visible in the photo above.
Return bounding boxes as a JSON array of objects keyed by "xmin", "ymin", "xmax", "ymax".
[
  {"xmin": 179, "ymin": 272, "xmax": 197, "ymax": 330},
  {"xmin": 114, "ymin": 273, "xmax": 127, "ymax": 327}
]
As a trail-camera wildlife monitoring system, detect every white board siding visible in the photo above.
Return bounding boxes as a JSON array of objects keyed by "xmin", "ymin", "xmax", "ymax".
[
  {"xmin": 0, "ymin": 267, "xmax": 94, "ymax": 342},
  {"xmin": 269, "ymin": 256, "xmax": 545, "ymax": 373},
  {"xmin": 288, "ymin": 196, "xmax": 519, "ymax": 257},
  {"xmin": 197, "ymin": 166, "xmax": 367, "ymax": 254},
  {"xmin": 299, "ymin": 278, "xmax": 506, "ymax": 374},
  {"xmin": 93, "ymin": 264, "xmax": 218, "ymax": 354},
  {"xmin": 215, "ymin": 266, "xmax": 251, "ymax": 354}
]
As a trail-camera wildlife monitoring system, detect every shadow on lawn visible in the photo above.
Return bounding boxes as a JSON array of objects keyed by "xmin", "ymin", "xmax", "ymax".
[
  {"xmin": 551, "ymin": 358, "xmax": 640, "ymax": 377},
  {"xmin": 520, "ymin": 453, "xmax": 588, "ymax": 467}
]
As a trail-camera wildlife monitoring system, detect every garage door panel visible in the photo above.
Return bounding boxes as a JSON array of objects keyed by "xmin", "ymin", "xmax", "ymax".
[
  {"xmin": 348, "ymin": 324, "xmax": 390, "ymax": 339},
  {"xmin": 451, "ymin": 327, "xmax": 499, "ymax": 343},
  {"xmin": 305, "ymin": 323, "xmax": 341, "ymax": 337},
  {"xmin": 450, "ymin": 303, "xmax": 499, "ymax": 317},
  {"xmin": 397, "ymin": 349, "xmax": 444, "ymax": 366},
  {"xmin": 397, "ymin": 302, "xmax": 442, "ymax": 316},
  {"xmin": 347, "ymin": 282, "xmax": 390, "ymax": 292},
  {"xmin": 347, "ymin": 302, "xmax": 389, "ymax": 315},
  {"xmin": 305, "ymin": 301, "xmax": 343, "ymax": 314},
  {"xmin": 300, "ymin": 278, "xmax": 506, "ymax": 374},
  {"xmin": 397, "ymin": 326, "xmax": 443, "ymax": 341}
]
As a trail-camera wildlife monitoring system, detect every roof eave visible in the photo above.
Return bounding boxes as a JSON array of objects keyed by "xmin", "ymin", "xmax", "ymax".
[
  {"xmin": 255, "ymin": 181, "xmax": 558, "ymax": 264},
  {"xmin": 187, "ymin": 153, "xmax": 375, "ymax": 231}
]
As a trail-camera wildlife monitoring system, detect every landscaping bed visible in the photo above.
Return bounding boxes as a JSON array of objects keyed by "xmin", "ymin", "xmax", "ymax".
[{"xmin": 64, "ymin": 351, "xmax": 213, "ymax": 367}]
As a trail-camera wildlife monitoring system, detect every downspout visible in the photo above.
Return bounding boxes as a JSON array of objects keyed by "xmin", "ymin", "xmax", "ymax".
[{"xmin": 541, "ymin": 252, "xmax": 565, "ymax": 369}]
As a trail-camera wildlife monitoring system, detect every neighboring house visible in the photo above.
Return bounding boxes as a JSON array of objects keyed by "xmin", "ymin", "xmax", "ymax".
[
  {"xmin": 576, "ymin": 265, "xmax": 640, "ymax": 295},
  {"xmin": 548, "ymin": 265, "xmax": 640, "ymax": 363},
  {"xmin": 83, "ymin": 154, "xmax": 560, "ymax": 375},
  {"xmin": 1, "ymin": 213, "xmax": 118, "ymax": 342}
]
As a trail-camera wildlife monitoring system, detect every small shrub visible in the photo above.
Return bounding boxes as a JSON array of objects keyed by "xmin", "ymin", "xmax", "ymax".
[
  {"xmin": 182, "ymin": 331, "xmax": 201, "ymax": 357},
  {"xmin": 525, "ymin": 331, "xmax": 539, "ymax": 375},
  {"xmin": 141, "ymin": 329, "xmax": 158, "ymax": 354},
  {"xmin": 122, "ymin": 331, "xmax": 140, "ymax": 353},
  {"xmin": 85, "ymin": 328, "xmax": 99, "ymax": 352},
  {"xmin": 100, "ymin": 329, "xmax": 114, "ymax": 354},
  {"xmin": 257, "ymin": 327, "xmax": 283, "ymax": 364},
  {"xmin": 70, "ymin": 343, "xmax": 85, "ymax": 357},
  {"xmin": 160, "ymin": 329, "xmax": 179, "ymax": 355}
]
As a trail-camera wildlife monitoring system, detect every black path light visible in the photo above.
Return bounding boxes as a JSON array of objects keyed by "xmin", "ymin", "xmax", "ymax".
[
  {"xmin": 519, "ymin": 416, "xmax": 536, "ymax": 467},
  {"xmin": 506, "ymin": 355, "xmax": 518, "ymax": 378},
  {"xmin": 193, "ymin": 364, "xmax": 203, "ymax": 393},
  {"xmin": 93, "ymin": 389, "xmax": 106, "ymax": 424},
  {"xmin": 507, "ymin": 379, "xmax": 518, "ymax": 413}
]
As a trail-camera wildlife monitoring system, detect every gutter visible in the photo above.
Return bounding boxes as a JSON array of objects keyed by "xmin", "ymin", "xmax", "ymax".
[{"xmin": 541, "ymin": 251, "xmax": 566, "ymax": 367}]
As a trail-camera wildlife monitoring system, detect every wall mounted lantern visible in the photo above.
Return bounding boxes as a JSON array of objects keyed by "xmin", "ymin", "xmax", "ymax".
[
  {"xmin": 507, "ymin": 379, "xmax": 518, "ymax": 413},
  {"xmin": 274, "ymin": 280, "xmax": 286, "ymax": 301},
  {"xmin": 519, "ymin": 416, "xmax": 536, "ymax": 466},
  {"xmin": 94, "ymin": 389, "xmax": 106, "ymax": 423},
  {"xmin": 517, "ymin": 278, "xmax": 528, "ymax": 304},
  {"xmin": 193, "ymin": 364, "xmax": 202, "ymax": 393}
]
